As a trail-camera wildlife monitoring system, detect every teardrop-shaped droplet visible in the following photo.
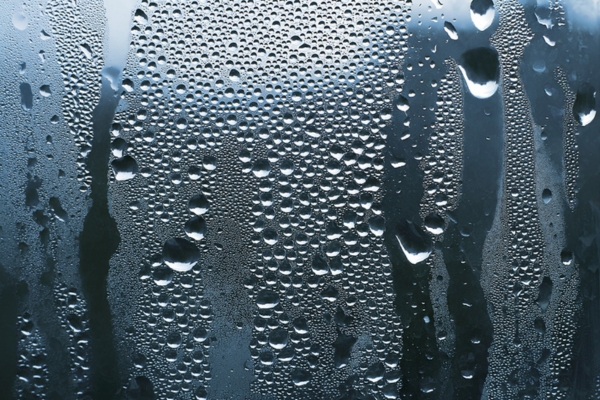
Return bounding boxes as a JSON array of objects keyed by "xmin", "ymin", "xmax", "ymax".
[
  {"xmin": 395, "ymin": 219, "xmax": 432, "ymax": 264},
  {"xmin": 458, "ymin": 47, "xmax": 500, "ymax": 99},
  {"xmin": 470, "ymin": 0, "xmax": 495, "ymax": 31}
]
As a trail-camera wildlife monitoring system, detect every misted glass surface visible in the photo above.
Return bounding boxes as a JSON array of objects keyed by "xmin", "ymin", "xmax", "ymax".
[{"xmin": 0, "ymin": 0, "xmax": 599, "ymax": 399}]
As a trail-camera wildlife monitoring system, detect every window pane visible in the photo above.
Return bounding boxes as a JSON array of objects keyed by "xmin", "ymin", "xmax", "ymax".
[{"xmin": 0, "ymin": 0, "xmax": 599, "ymax": 399}]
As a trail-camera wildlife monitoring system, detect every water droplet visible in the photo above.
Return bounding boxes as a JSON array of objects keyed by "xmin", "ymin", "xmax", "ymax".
[
  {"xmin": 111, "ymin": 156, "xmax": 138, "ymax": 181},
  {"xmin": 311, "ymin": 253, "xmax": 330, "ymax": 275},
  {"xmin": 229, "ymin": 69, "xmax": 241, "ymax": 82},
  {"xmin": 189, "ymin": 194, "xmax": 210, "ymax": 215},
  {"xmin": 424, "ymin": 213, "xmax": 445, "ymax": 235},
  {"xmin": 122, "ymin": 78, "xmax": 134, "ymax": 93},
  {"xmin": 458, "ymin": 47, "xmax": 500, "ymax": 99},
  {"xmin": 536, "ymin": 277, "xmax": 553, "ymax": 312},
  {"xmin": 262, "ymin": 228, "xmax": 279, "ymax": 245},
  {"xmin": 166, "ymin": 331, "xmax": 182, "ymax": 348},
  {"xmin": 431, "ymin": 0, "xmax": 444, "ymax": 9},
  {"xmin": 365, "ymin": 362, "xmax": 385, "ymax": 383},
  {"xmin": 193, "ymin": 327, "xmax": 209, "ymax": 342},
  {"xmin": 153, "ymin": 266, "xmax": 173, "ymax": 286},
  {"xmin": 163, "ymin": 238, "xmax": 200, "ymax": 272},
  {"xmin": 111, "ymin": 138, "xmax": 128, "ymax": 157},
  {"xmin": 39, "ymin": 85, "xmax": 52, "ymax": 97},
  {"xmin": 134, "ymin": 9, "xmax": 148, "ymax": 24},
  {"xmin": 268, "ymin": 328, "xmax": 288, "ymax": 349},
  {"xmin": 542, "ymin": 188, "xmax": 552, "ymax": 204},
  {"xmin": 444, "ymin": 22, "xmax": 459, "ymax": 40},
  {"xmin": 203, "ymin": 155, "xmax": 217, "ymax": 171},
  {"xmin": 395, "ymin": 219, "xmax": 432, "ymax": 264},
  {"xmin": 395, "ymin": 95, "xmax": 410, "ymax": 112},
  {"xmin": 292, "ymin": 316, "xmax": 309, "ymax": 334},
  {"xmin": 184, "ymin": 216, "xmax": 207, "ymax": 241},
  {"xmin": 470, "ymin": 0, "xmax": 495, "ymax": 31},
  {"xmin": 256, "ymin": 289, "xmax": 280, "ymax": 309},
  {"xmin": 560, "ymin": 250, "xmax": 573, "ymax": 266},
  {"xmin": 333, "ymin": 333, "xmax": 356, "ymax": 368},
  {"xmin": 543, "ymin": 36, "xmax": 555, "ymax": 47},
  {"xmin": 368, "ymin": 215, "xmax": 386, "ymax": 236},
  {"xmin": 532, "ymin": 60, "xmax": 546, "ymax": 73},
  {"xmin": 80, "ymin": 43, "xmax": 93, "ymax": 59},
  {"xmin": 252, "ymin": 159, "xmax": 272, "ymax": 178},
  {"xmin": 12, "ymin": 11, "xmax": 28, "ymax": 31},
  {"xmin": 291, "ymin": 369, "xmax": 311, "ymax": 386},
  {"xmin": 573, "ymin": 83, "xmax": 596, "ymax": 126},
  {"xmin": 194, "ymin": 385, "xmax": 208, "ymax": 400}
]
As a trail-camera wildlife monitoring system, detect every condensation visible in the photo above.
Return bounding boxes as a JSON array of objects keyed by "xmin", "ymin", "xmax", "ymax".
[{"xmin": 0, "ymin": 0, "xmax": 599, "ymax": 399}]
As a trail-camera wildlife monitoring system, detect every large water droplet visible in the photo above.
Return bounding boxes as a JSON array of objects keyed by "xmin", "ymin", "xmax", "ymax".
[
  {"xmin": 12, "ymin": 11, "xmax": 29, "ymax": 30},
  {"xmin": 193, "ymin": 327, "xmax": 208, "ymax": 342},
  {"xmin": 268, "ymin": 328, "xmax": 288, "ymax": 349},
  {"xmin": 395, "ymin": 95, "xmax": 410, "ymax": 112},
  {"xmin": 184, "ymin": 216, "xmax": 207, "ymax": 241},
  {"xmin": 194, "ymin": 386, "xmax": 208, "ymax": 400},
  {"xmin": 292, "ymin": 316, "xmax": 309, "ymax": 334},
  {"xmin": 542, "ymin": 188, "xmax": 552, "ymax": 204},
  {"xmin": 536, "ymin": 277, "xmax": 553, "ymax": 312},
  {"xmin": 458, "ymin": 47, "xmax": 500, "ymax": 99},
  {"xmin": 39, "ymin": 85, "xmax": 51, "ymax": 97},
  {"xmin": 333, "ymin": 333, "xmax": 357, "ymax": 368},
  {"xmin": 133, "ymin": 9, "xmax": 148, "ymax": 24},
  {"xmin": 311, "ymin": 253, "xmax": 330, "ymax": 275},
  {"xmin": 573, "ymin": 83, "xmax": 596, "ymax": 126},
  {"xmin": 368, "ymin": 215, "xmax": 386, "ymax": 236},
  {"xmin": 111, "ymin": 155, "xmax": 138, "ymax": 181},
  {"xmin": 252, "ymin": 159, "xmax": 272, "ymax": 178},
  {"xmin": 561, "ymin": 249, "xmax": 574, "ymax": 266},
  {"xmin": 163, "ymin": 238, "xmax": 200, "ymax": 272},
  {"xmin": 395, "ymin": 219, "xmax": 432, "ymax": 264},
  {"xmin": 291, "ymin": 369, "xmax": 311, "ymax": 386},
  {"xmin": 262, "ymin": 228, "xmax": 279, "ymax": 245},
  {"xmin": 470, "ymin": 0, "xmax": 495, "ymax": 31},
  {"xmin": 444, "ymin": 22, "xmax": 459, "ymax": 40},
  {"xmin": 366, "ymin": 362, "xmax": 385, "ymax": 383},
  {"xmin": 256, "ymin": 289, "xmax": 280, "ymax": 309},
  {"xmin": 153, "ymin": 266, "xmax": 173, "ymax": 286},
  {"xmin": 424, "ymin": 213, "xmax": 445, "ymax": 235},
  {"xmin": 189, "ymin": 194, "xmax": 210, "ymax": 215},
  {"xmin": 229, "ymin": 69, "xmax": 241, "ymax": 82}
]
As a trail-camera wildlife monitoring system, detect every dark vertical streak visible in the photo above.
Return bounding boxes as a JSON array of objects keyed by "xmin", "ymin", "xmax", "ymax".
[
  {"xmin": 382, "ymin": 124, "xmax": 443, "ymax": 398},
  {"xmin": 570, "ymin": 200, "xmax": 600, "ymax": 398},
  {"xmin": 0, "ymin": 264, "xmax": 19, "ymax": 400},
  {"xmin": 443, "ymin": 231, "xmax": 493, "ymax": 400},
  {"xmin": 440, "ymin": 88, "xmax": 503, "ymax": 399},
  {"xmin": 79, "ymin": 79, "xmax": 121, "ymax": 398}
]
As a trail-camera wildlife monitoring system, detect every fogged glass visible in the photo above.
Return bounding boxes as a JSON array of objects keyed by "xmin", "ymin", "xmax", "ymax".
[{"xmin": 0, "ymin": 0, "xmax": 599, "ymax": 399}]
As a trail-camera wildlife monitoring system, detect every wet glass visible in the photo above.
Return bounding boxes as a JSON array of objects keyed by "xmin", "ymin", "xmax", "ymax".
[{"xmin": 0, "ymin": 0, "xmax": 599, "ymax": 399}]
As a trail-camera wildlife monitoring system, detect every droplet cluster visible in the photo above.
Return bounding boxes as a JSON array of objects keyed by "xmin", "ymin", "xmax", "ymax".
[
  {"xmin": 15, "ymin": 314, "xmax": 50, "ymax": 399},
  {"xmin": 556, "ymin": 69, "xmax": 578, "ymax": 210},
  {"xmin": 47, "ymin": 0, "xmax": 106, "ymax": 191},
  {"xmin": 109, "ymin": 0, "xmax": 410, "ymax": 398},
  {"xmin": 419, "ymin": 62, "xmax": 465, "ymax": 358},
  {"xmin": 55, "ymin": 285, "xmax": 92, "ymax": 397},
  {"xmin": 482, "ymin": 1, "xmax": 579, "ymax": 398}
]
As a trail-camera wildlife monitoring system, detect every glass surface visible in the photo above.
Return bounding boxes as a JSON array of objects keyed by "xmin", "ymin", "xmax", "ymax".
[{"xmin": 0, "ymin": 0, "xmax": 599, "ymax": 399}]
